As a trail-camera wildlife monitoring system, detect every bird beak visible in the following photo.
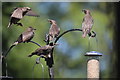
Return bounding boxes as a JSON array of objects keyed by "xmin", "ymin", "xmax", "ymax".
[{"xmin": 48, "ymin": 19, "xmax": 52, "ymax": 24}]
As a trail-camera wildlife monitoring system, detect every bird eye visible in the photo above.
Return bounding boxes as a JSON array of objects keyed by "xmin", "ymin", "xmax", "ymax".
[{"xmin": 49, "ymin": 20, "xmax": 52, "ymax": 24}]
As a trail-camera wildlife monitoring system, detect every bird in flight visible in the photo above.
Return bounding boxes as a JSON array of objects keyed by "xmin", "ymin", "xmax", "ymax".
[{"xmin": 7, "ymin": 7, "xmax": 39, "ymax": 28}]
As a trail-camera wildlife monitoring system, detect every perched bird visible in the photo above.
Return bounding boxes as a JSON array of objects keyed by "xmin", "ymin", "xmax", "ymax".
[
  {"xmin": 28, "ymin": 45, "xmax": 55, "ymax": 58},
  {"xmin": 4, "ymin": 27, "xmax": 36, "ymax": 57},
  {"xmin": 8, "ymin": 7, "xmax": 39, "ymax": 28},
  {"xmin": 81, "ymin": 9, "xmax": 94, "ymax": 38},
  {"xmin": 48, "ymin": 19, "xmax": 60, "ymax": 43}
]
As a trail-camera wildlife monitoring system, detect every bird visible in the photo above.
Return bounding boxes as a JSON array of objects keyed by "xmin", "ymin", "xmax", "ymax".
[
  {"xmin": 81, "ymin": 9, "xmax": 94, "ymax": 38},
  {"xmin": 3, "ymin": 27, "xmax": 36, "ymax": 57},
  {"xmin": 28, "ymin": 45, "xmax": 55, "ymax": 58},
  {"xmin": 7, "ymin": 7, "xmax": 39, "ymax": 28},
  {"xmin": 48, "ymin": 19, "xmax": 60, "ymax": 44}
]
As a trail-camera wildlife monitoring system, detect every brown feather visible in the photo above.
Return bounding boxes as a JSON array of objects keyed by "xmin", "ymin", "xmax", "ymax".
[
  {"xmin": 48, "ymin": 19, "xmax": 60, "ymax": 42},
  {"xmin": 28, "ymin": 45, "xmax": 54, "ymax": 57},
  {"xmin": 82, "ymin": 9, "xmax": 93, "ymax": 38}
]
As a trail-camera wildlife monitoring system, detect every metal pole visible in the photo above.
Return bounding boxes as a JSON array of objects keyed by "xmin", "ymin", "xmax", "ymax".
[
  {"xmin": 0, "ymin": 55, "xmax": 2, "ymax": 79},
  {"xmin": 85, "ymin": 51, "xmax": 102, "ymax": 79},
  {"xmin": 48, "ymin": 67, "xmax": 54, "ymax": 80}
]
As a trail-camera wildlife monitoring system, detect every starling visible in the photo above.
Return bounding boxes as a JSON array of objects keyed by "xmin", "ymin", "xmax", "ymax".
[
  {"xmin": 28, "ymin": 45, "xmax": 55, "ymax": 58},
  {"xmin": 7, "ymin": 7, "xmax": 39, "ymax": 28},
  {"xmin": 82, "ymin": 9, "xmax": 94, "ymax": 38},
  {"xmin": 4, "ymin": 27, "xmax": 36, "ymax": 57},
  {"xmin": 48, "ymin": 19, "xmax": 60, "ymax": 43},
  {"xmin": 14, "ymin": 26, "xmax": 36, "ymax": 44}
]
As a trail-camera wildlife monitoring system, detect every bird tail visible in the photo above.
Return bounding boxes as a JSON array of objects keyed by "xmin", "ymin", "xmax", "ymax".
[
  {"xmin": 7, "ymin": 22, "xmax": 12, "ymax": 28},
  {"xmin": 13, "ymin": 41, "xmax": 19, "ymax": 46}
]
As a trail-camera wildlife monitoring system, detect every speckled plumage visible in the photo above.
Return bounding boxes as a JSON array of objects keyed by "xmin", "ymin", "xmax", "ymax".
[{"xmin": 82, "ymin": 9, "xmax": 93, "ymax": 38}]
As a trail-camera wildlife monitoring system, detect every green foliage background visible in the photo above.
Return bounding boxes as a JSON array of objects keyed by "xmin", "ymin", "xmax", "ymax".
[{"xmin": 2, "ymin": 2, "xmax": 117, "ymax": 78}]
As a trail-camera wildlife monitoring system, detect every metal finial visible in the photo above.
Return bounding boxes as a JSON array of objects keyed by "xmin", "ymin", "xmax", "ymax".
[{"xmin": 85, "ymin": 51, "xmax": 103, "ymax": 56}]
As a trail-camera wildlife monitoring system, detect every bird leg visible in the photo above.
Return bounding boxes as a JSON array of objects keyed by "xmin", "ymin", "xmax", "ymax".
[
  {"xmin": 28, "ymin": 52, "xmax": 36, "ymax": 57},
  {"xmin": 88, "ymin": 31, "xmax": 97, "ymax": 40},
  {"xmin": 16, "ymin": 23, "xmax": 23, "ymax": 26},
  {"xmin": 88, "ymin": 32, "xmax": 91, "ymax": 37}
]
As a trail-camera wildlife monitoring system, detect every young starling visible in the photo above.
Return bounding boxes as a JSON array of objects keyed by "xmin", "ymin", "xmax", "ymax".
[
  {"xmin": 7, "ymin": 7, "xmax": 39, "ymax": 28},
  {"xmin": 4, "ymin": 27, "xmax": 36, "ymax": 57},
  {"xmin": 82, "ymin": 9, "xmax": 94, "ymax": 38},
  {"xmin": 48, "ymin": 19, "xmax": 60, "ymax": 43},
  {"xmin": 28, "ymin": 45, "xmax": 55, "ymax": 58},
  {"xmin": 14, "ymin": 26, "xmax": 36, "ymax": 44}
]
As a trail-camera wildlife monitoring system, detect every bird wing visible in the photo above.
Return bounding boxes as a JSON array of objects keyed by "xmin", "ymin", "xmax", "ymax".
[
  {"xmin": 16, "ymin": 34, "xmax": 23, "ymax": 43},
  {"xmin": 22, "ymin": 31, "xmax": 34, "ymax": 42},
  {"xmin": 49, "ymin": 24, "xmax": 60, "ymax": 37},
  {"xmin": 82, "ymin": 15, "xmax": 93, "ymax": 38},
  {"xmin": 11, "ymin": 8, "xmax": 23, "ymax": 19},
  {"xmin": 82, "ymin": 15, "xmax": 93, "ymax": 32},
  {"xmin": 25, "ymin": 11, "xmax": 40, "ymax": 17},
  {"xmin": 34, "ymin": 46, "xmax": 48, "ymax": 55}
]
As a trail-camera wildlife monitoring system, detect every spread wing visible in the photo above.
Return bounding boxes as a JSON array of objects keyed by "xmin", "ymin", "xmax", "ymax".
[
  {"xmin": 25, "ymin": 11, "xmax": 40, "ymax": 17},
  {"xmin": 11, "ymin": 8, "xmax": 23, "ymax": 19}
]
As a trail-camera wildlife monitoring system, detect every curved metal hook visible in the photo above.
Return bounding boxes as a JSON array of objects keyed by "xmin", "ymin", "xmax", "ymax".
[
  {"xmin": 32, "ymin": 57, "xmax": 44, "ymax": 79},
  {"xmin": 29, "ymin": 41, "xmax": 41, "ymax": 47},
  {"xmin": 55, "ymin": 29, "xmax": 82, "ymax": 43}
]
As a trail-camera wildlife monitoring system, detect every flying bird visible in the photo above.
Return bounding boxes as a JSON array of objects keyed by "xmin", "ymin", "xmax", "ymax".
[
  {"xmin": 81, "ymin": 9, "xmax": 94, "ymax": 38},
  {"xmin": 7, "ymin": 7, "xmax": 39, "ymax": 28},
  {"xmin": 48, "ymin": 19, "xmax": 60, "ymax": 43},
  {"xmin": 4, "ymin": 27, "xmax": 36, "ymax": 57},
  {"xmin": 28, "ymin": 45, "xmax": 55, "ymax": 58}
]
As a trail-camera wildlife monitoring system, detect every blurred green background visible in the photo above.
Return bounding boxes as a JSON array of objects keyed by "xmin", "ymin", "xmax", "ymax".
[{"xmin": 2, "ymin": 2, "xmax": 118, "ymax": 78}]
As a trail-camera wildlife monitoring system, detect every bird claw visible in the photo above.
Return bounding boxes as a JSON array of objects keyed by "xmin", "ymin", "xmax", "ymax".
[
  {"xmin": 28, "ymin": 54, "xmax": 32, "ymax": 57},
  {"xmin": 17, "ymin": 23, "xmax": 23, "ymax": 26}
]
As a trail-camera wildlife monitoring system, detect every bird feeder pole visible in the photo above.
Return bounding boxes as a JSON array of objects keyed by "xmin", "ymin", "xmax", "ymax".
[
  {"xmin": 85, "ymin": 51, "xmax": 102, "ymax": 79},
  {"xmin": 0, "ymin": 55, "xmax": 2, "ymax": 79}
]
